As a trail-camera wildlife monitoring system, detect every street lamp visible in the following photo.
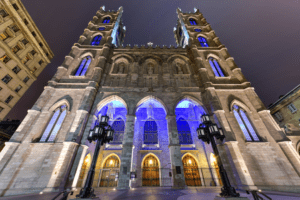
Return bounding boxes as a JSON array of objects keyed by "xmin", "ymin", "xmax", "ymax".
[
  {"xmin": 76, "ymin": 115, "xmax": 114, "ymax": 198},
  {"xmin": 197, "ymin": 114, "xmax": 240, "ymax": 197}
]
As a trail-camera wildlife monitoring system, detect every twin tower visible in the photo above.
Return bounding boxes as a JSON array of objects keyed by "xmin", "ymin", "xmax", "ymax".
[{"xmin": 0, "ymin": 6, "xmax": 300, "ymax": 196}]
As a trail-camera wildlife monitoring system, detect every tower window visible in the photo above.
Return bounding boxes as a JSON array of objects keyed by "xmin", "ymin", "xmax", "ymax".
[
  {"xmin": 39, "ymin": 60, "xmax": 44, "ymax": 65},
  {"xmin": 40, "ymin": 105, "xmax": 68, "ymax": 142},
  {"xmin": 15, "ymin": 85, "xmax": 22, "ymax": 93},
  {"xmin": 5, "ymin": 95, "xmax": 14, "ymax": 104},
  {"xmin": 22, "ymin": 39, "xmax": 28, "ymax": 45},
  {"xmin": 110, "ymin": 118, "xmax": 125, "ymax": 144},
  {"xmin": 0, "ymin": 54, "xmax": 11, "ymax": 64},
  {"xmin": 12, "ymin": 45, "xmax": 21, "ymax": 53},
  {"xmin": 0, "ymin": 32, "xmax": 9, "ymax": 41},
  {"xmin": 194, "ymin": 29, "xmax": 202, "ymax": 32},
  {"xmin": 24, "ymin": 19, "xmax": 29, "ymax": 25},
  {"xmin": 11, "ymin": 25, "xmax": 19, "ymax": 32},
  {"xmin": 12, "ymin": 66, "xmax": 21, "ymax": 74},
  {"xmin": 208, "ymin": 57, "xmax": 225, "ymax": 77},
  {"xmin": 32, "ymin": 31, "xmax": 36, "ymax": 37},
  {"xmin": 2, "ymin": 74, "xmax": 12, "ymax": 84},
  {"xmin": 75, "ymin": 56, "xmax": 92, "ymax": 76},
  {"xmin": 39, "ymin": 42, "xmax": 43, "ymax": 47},
  {"xmin": 233, "ymin": 105, "xmax": 260, "ymax": 142},
  {"xmin": 177, "ymin": 118, "xmax": 193, "ymax": 144},
  {"xmin": 189, "ymin": 18, "xmax": 197, "ymax": 25},
  {"xmin": 12, "ymin": 4, "xmax": 19, "ymax": 11},
  {"xmin": 98, "ymin": 27, "xmax": 105, "ymax": 31},
  {"xmin": 102, "ymin": 17, "xmax": 111, "ymax": 23},
  {"xmin": 91, "ymin": 35, "xmax": 102, "ymax": 46},
  {"xmin": 198, "ymin": 37, "xmax": 209, "ymax": 47},
  {"xmin": 144, "ymin": 119, "xmax": 158, "ymax": 144},
  {"xmin": 31, "ymin": 50, "xmax": 36, "ymax": 55},
  {"xmin": 0, "ymin": 9, "xmax": 9, "ymax": 18},
  {"xmin": 287, "ymin": 103, "xmax": 297, "ymax": 113},
  {"xmin": 23, "ymin": 76, "xmax": 29, "ymax": 83}
]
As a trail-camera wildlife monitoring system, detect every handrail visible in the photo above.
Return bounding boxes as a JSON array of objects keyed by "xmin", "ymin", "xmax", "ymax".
[
  {"xmin": 51, "ymin": 189, "xmax": 73, "ymax": 200},
  {"xmin": 246, "ymin": 190, "xmax": 272, "ymax": 200}
]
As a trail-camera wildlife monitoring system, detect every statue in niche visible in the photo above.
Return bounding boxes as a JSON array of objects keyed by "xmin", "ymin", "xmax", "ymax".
[
  {"xmin": 176, "ymin": 62, "xmax": 184, "ymax": 74},
  {"xmin": 147, "ymin": 63, "xmax": 154, "ymax": 75},
  {"xmin": 106, "ymin": 103, "xmax": 115, "ymax": 120},
  {"xmin": 188, "ymin": 103, "xmax": 195, "ymax": 120},
  {"xmin": 147, "ymin": 103, "xmax": 154, "ymax": 118},
  {"xmin": 117, "ymin": 62, "xmax": 125, "ymax": 74}
]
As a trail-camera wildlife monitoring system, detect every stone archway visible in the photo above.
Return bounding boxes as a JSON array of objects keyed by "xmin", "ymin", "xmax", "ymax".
[
  {"xmin": 142, "ymin": 154, "xmax": 160, "ymax": 186},
  {"xmin": 182, "ymin": 154, "xmax": 201, "ymax": 186},
  {"xmin": 99, "ymin": 155, "xmax": 120, "ymax": 187},
  {"xmin": 77, "ymin": 153, "xmax": 91, "ymax": 187}
]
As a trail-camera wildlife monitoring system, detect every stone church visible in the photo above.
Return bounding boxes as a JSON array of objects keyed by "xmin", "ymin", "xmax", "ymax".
[{"xmin": 0, "ymin": 6, "xmax": 300, "ymax": 196}]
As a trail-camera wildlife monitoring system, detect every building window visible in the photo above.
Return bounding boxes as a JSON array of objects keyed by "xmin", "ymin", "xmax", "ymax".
[
  {"xmin": 0, "ymin": 106, "xmax": 3, "ymax": 113},
  {"xmin": 198, "ymin": 37, "xmax": 209, "ymax": 47},
  {"xmin": 75, "ymin": 56, "xmax": 92, "ymax": 76},
  {"xmin": 12, "ymin": 4, "xmax": 19, "ymax": 11},
  {"xmin": 177, "ymin": 118, "xmax": 193, "ymax": 144},
  {"xmin": 102, "ymin": 17, "xmax": 110, "ymax": 23},
  {"xmin": 14, "ymin": 85, "xmax": 22, "ymax": 93},
  {"xmin": 233, "ymin": 105, "xmax": 260, "ymax": 142},
  {"xmin": 91, "ymin": 35, "xmax": 102, "ymax": 46},
  {"xmin": 189, "ymin": 18, "xmax": 197, "ymax": 25},
  {"xmin": 31, "ymin": 50, "xmax": 36, "ymax": 55},
  {"xmin": 11, "ymin": 44, "xmax": 21, "ymax": 54},
  {"xmin": 208, "ymin": 57, "xmax": 225, "ymax": 77},
  {"xmin": 38, "ymin": 60, "xmax": 44, "ymax": 65},
  {"xmin": 194, "ymin": 29, "xmax": 202, "ymax": 32},
  {"xmin": 46, "ymin": 52, "xmax": 49, "ymax": 57},
  {"xmin": 40, "ymin": 105, "xmax": 68, "ymax": 142},
  {"xmin": 24, "ymin": 19, "xmax": 29, "ymax": 25},
  {"xmin": 11, "ymin": 25, "xmax": 19, "ymax": 32},
  {"xmin": 0, "ymin": 54, "xmax": 11, "ymax": 63},
  {"xmin": 22, "ymin": 55, "xmax": 30, "ymax": 64},
  {"xmin": 5, "ymin": 95, "xmax": 14, "ymax": 104},
  {"xmin": 0, "ymin": 9, "xmax": 9, "ymax": 18},
  {"xmin": 31, "ymin": 67, "xmax": 37, "ymax": 73},
  {"xmin": 144, "ymin": 119, "xmax": 158, "ymax": 144},
  {"xmin": 12, "ymin": 66, "xmax": 21, "ymax": 74},
  {"xmin": 39, "ymin": 42, "xmax": 43, "ymax": 47},
  {"xmin": 287, "ymin": 103, "xmax": 297, "ymax": 113},
  {"xmin": 274, "ymin": 112, "xmax": 283, "ymax": 121},
  {"xmin": 32, "ymin": 31, "xmax": 36, "ymax": 37},
  {"xmin": 23, "ymin": 76, "xmax": 29, "ymax": 83},
  {"xmin": 0, "ymin": 32, "xmax": 9, "ymax": 41},
  {"xmin": 2, "ymin": 74, "xmax": 12, "ymax": 84},
  {"xmin": 22, "ymin": 39, "xmax": 28, "ymax": 45},
  {"xmin": 98, "ymin": 27, "xmax": 105, "ymax": 31},
  {"xmin": 110, "ymin": 118, "xmax": 125, "ymax": 144}
]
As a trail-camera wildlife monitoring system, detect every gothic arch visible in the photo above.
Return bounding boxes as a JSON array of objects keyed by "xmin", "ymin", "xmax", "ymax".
[
  {"xmin": 90, "ymin": 33, "xmax": 104, "ymax": 45},
  {"xmin": 229, "ymin": 99, "xmax": 251, "ymax": 113},
  {"xmin": 182, "ymin": 153, "xmax": 200, "ymax": 167},
  {"xmin": 101, "ymin": 153, "xmax": 121, "ymax": 168},
  {"xmin": 167, "ymin": 54, "xmax": 190, "ymax": 64},
  {"xmin": 101, "ymin": 15, "xmax": 113, "ymax": 22},
  {"xmin": 111, "ymin": 57, "xmax": 130, "ymax": 74},
  {"xmin": 173, "ymin": 95, "xmax": 207, "ymax": 114},
  {"xmin": 95, "ymin": 95, "xmax": 128, "ymax": 114},
  {"xmin": 206, "ymin": 53, "xmax": 221, "ymax": 61},
  {"xmin": 49, "ymin": 98, "xmax": 71, "ymax": 112},
  {"xmin": 79, "ymin": 52, "xmax": 94, "ymax": 60},
  {"xmin": 111, "ymin": 54, "xmax": 134, "ymax": 63},
  {"xmin": 139, "ymin": 55, "xmax": 163, "ymax": 66},
  {"xmin": 141, "ymin": 153, "xmax": 161, "ymax": 168},
  {"xmin": 135, "ymin": 95, "xmax": 168, "ymax": 115}
]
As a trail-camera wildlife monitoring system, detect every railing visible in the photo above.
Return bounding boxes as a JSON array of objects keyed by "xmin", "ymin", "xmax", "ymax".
[
  {"xmin": 51, "ymin": 189, "xmax": 73, "ymax": 200},
  {"xmin": 246, "ymin": 190, "xmax": 272, "ymax": 200}
]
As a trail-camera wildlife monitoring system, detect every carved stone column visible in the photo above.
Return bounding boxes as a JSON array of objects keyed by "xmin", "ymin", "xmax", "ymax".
[
  {"xmin": 166, "ymin": 115, "xmax": 186, "ymax": 188},
  {"xmin": 117, "ymin": 115, "xmax": 135, "ymax": 190}
]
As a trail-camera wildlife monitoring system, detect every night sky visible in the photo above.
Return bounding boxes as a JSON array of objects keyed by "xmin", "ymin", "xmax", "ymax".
[{"xmin": 6, "ymin": 0, "xmax": 300, "ymax": 121}]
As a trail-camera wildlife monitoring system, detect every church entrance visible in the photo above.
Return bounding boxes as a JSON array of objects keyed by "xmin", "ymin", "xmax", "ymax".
[
  {"xmin": 99, "ymin": 155, "xmax": 120, "ymax": 187},
  {"xmin": 182, "ymin": 154, "xmax": 201, "ymax": 186},
  {"xmin": 142, "ymin": 155, "xmax": 160, "ymax": 186}
]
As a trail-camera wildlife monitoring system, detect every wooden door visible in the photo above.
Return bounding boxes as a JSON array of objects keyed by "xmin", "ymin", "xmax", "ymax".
[
  {"xmin": 182, "ymin": 155, "xmax": 201, "ymax": 186},
  {"xmin": 100, "ymin": 155, "xmax": 120, "ymax": 187},
  {"xmin": 142, "ymin": 155, "xmax": 160, "ymax": 186}
]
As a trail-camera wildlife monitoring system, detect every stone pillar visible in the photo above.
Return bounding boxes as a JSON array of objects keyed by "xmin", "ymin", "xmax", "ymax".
[
  {"xmin": 117, "ymin": 115, "xmax": 135, "ymax": 190},
  {"xmin": 166, "ymin": 115, "xmax": 186, "ymax": 189},
  {"xmin": 71, "ymin": 145, "xmax": 89, "ymax": 189}
]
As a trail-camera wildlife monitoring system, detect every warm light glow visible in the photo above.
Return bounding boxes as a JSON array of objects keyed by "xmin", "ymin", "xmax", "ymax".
[
  {"xmin": 84, "ymin": 157, "xmax": 89, "ymax": 164},
  {"xmin": 149, "ymin": 159, "xmax": 153, "ymax": 164},
  {"xmin": 110, "ymin": 160, "xmax": 113, "ymax": 165},
  {"xmin": 188, "ymin": 159, "xmax": 192, "ymax": 164}
]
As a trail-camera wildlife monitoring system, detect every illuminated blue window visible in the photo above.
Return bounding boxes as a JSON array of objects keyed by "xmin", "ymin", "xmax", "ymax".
[
  {"xmin": 75, "ymin": 56, "xmax": 92, "ymax": 76},
  {"xmin": 177, "ymin": 118, "xmax": 193, "ymax": 144},
  {"xmin": 194, "ymin": 29, "xmax": 202, "ymax": 32},
  {"xmin": 208, "ymin": 57, "xmax": 225, "ymax": 77},
  {"xmin": 179, "ymin": 28, "xmax": 182, "ymax": 36},
  {"xmin": 111, "ymin": 118, "xmax": 124, "ymax": 144},
  {"xmin": 91, "ymin": 35, "xmax": 102, "ymax": 46},
  {"xmin": 98, "ymin": 27, "xmax": 105, "ymax": 31},
  {"xmin": 144, "ymin": 119, "xmax": 158, "ymax": 144},
  {"xmin": 102, "ymin": 17, "xmax": 110, "ymax": 23},
  {"xmin": 40, "ymin": 105, "xmax": 67, "ymax": 142},
  {"xmin": 233, "ymin": 105, "xmax": 260, "ymax": 142},
  {"xmin": 198, "ymin": 37, "xmax": 209, "ymax": 47},
  {"xmin": 189, "ymin": 18, "xmax": 197, "ymax": 25}
]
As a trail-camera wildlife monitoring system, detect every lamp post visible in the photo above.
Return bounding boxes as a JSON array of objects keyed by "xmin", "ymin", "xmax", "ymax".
[
  {"xmin": 76, "ymin": 115, "xmax": 114, "ymax": 198},
  {"xmin": 197, "ymin": 114, "xmax": 240, "ymax": 197}
]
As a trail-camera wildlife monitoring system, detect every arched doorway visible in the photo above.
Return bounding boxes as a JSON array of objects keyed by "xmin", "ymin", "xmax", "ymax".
[
  {"xmin": 142, "ymin": 154, "xmax": 160, "ymax": 186},
  {"xmin": 77, "ymin": 154, "xmax": 91, "ymax": 187},
  {"xmin": 182, "ymin": 154, "xmax": 201, "ymax": 186},
  {"xmin": 100, "ymin": 155, "xmax": 120, "ymax": 187},
  {"xmin": 211, "ymin": 153, "xmax": 222, "ymax": 186}
]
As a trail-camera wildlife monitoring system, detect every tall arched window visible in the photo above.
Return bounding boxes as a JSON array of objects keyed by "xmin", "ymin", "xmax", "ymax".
[
  {"xmin": 102, "ymin": 17, "xmax": 110, "ymax": 23},
  {"xmin": 144, "ymin": 119, "xmax": 158, "ymax": 144},
  {"xmin": 189, "ymin": 18, "xmax": 197, "ymax": 25},
  {"xmin": 111, "ymin": 118, "xmax": 125, "ymax": 144},
  {"xmin": 208, "ymin": 57, "xmax": 225, "ymax": 77},
  {"xmin": 75, "ymin": 56, "xmax": 92, "ymax": 76},
  {"xmin": 40, "ymin": 105, "xmax": 68, "ymax": 142},
  {"xmin": 91, "ymin": 35, "xmax": 102, "ymax": 46},
  {"xmin": 198, "ymin": 37, "xmax": 209, "ymax": 47},
  {"xmin": 177, "ymin": 118, "xmax": 193, "ymax": 144},
  {"xmin": 232, "ymin": 105, "xmax": 260, "ymax": 142}
]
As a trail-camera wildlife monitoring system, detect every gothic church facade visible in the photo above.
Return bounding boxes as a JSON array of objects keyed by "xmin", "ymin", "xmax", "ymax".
[{"xmin": 0, "ymin": 6, "xmax": 300, "ymax": 196}]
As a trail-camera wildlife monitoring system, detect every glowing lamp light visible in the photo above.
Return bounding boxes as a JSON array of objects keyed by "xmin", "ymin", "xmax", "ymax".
[
  {"xmin": 85, "ymin": 157, "xmax": 89, "ymax": 164},
  {"xmin": 110, "ymin": 160, "xmax": 113, "ymax": 165},
  {"xmin": 149, "ymin": 159, "xmax": 153, "ymax": 164},
  {"xmin": 188, "ymin": 159, "xmax": 192, "ymax": 164}
]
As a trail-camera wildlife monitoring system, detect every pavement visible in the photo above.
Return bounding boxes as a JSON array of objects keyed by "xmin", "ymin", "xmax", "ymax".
[{"xmin": 1, "ymin": 187, "xmax": 300, "ymax": 200}]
